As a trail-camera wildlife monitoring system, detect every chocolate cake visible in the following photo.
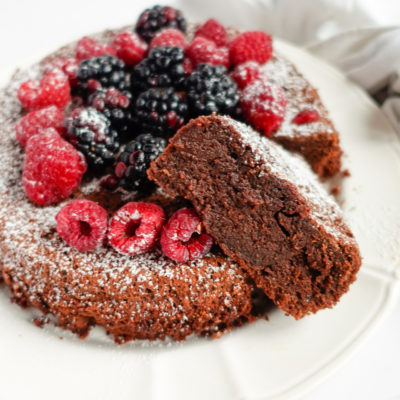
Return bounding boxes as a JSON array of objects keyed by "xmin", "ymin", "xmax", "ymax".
[
  {"xmin": 149, "ymin": 115, "xmax": 361, "ymax": 319},
  {"xmin": 0, "ymin": 4, "xmax": 355, "ymax": 342},
  {"xmin": 265, "ymin": 56, "xmax": 342, "ymax": 177}
]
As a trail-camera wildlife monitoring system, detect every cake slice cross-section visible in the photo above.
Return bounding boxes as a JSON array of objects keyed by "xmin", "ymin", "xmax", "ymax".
[{"xmin": 149, "ymin": 115, "xmax": 361, "ymax": 319}]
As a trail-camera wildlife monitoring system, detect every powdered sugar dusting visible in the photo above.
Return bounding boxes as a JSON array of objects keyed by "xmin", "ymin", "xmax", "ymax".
[
  {"xmin": 221, "ymin": 116, "xmax": 352, "ymax": 240},
  {"xmin": 261, "ymin": 55, "xmax": 335, "ymax": 138},
  {"xmin": 0, "ymin": 63, "xmax": 254, "ymax": 342}
]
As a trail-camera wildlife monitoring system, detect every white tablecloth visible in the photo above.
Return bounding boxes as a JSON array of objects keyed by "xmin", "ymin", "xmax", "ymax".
[{"xmin": 1, "ymin": 0, "xmax": 400, "ymax": 398}]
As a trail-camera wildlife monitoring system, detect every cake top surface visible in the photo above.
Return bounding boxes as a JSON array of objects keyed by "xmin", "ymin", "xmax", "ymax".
[{"xmin": 0, "ymin": 71, "xmax": 249, "ymax": 330}]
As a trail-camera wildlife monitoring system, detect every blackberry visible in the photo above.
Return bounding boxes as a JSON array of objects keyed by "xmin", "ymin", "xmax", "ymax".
[
  {"xmin": 131, "ymin": 46, "xmax": 185, "ymax": 92},
  {"xmin": 63, "ymin": 107, "xmax": 120, "ymax": 170},
  {"xmin": 76, "ymin": 55, "xmax": 128, "ymax": 99},
  {"xmin": 134, "ymin": 87, "xmax": 187, "ymax": 137},
  {"xmin": 88, "ymin": 88, "xmax": 134, "ymax": 142},
  {"xmin": 186, "ymin": 63, "xmax": 239, "ymax": 117},
  {"xmin": 115, "ymin": 133, "xmax": 166, "ymax": 193},
  {"xmin": 135, "ymin": 5, "xmax": 187, "ymax": 42}
]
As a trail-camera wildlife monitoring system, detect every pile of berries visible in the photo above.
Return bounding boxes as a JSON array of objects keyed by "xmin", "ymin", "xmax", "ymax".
[
  {"xmin": 14, "ymin": 4, "xmax": 318, "ymax": 257},
  {"xmin": 56, "ymin": 199, "xmax": 213, "ymax": 263}
]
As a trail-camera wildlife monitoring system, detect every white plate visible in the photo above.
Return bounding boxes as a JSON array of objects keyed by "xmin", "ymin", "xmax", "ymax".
[{"xmin": 1, "ymin": 39, "xmax": 400, "ymax": 400}]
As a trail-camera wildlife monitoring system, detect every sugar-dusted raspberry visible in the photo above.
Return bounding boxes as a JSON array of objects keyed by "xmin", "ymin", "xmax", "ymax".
[
  {"xmin": 45, "ymin": 58, "xmax": 79, "ymax": 87},
  {"xmin": 18, "ymin": 70, "xmax": 71, "ymax": 111},
  {"xmin": 23, "ymin": 128, "xmax": 87, "ymax": 205},
  {"xmin": 56, "ymin": 199, "xmax": 108, "ymax": 252},
  {"xmin": 108, "ymin": 202, "xmax": 165, "ymax": 256},
  {"xmin": 15, "ymin": 105, "xmax": 64, "ymax": 146},
  {"xmin": 229, "ymin": 31, "xmax": 273, "ymax": 66},
  {"xmin": 75, "ymin": 36, "xmax": 116, "ymax": 61},
  {"xmin": 149, "ymin": 28, "xmax": 188, "ymax": 50},
  {"xmin": 195, "ymin": 18, "xmax": 227, "ymax": 46},
  {"xmin": 231, "ymin": 61, "xmax": 263, "ymax": 89},
  {"xmin": 112, "ymin": 31, "xmax": 148, "ymax": 66},
  {"xmin": 240, "ymin": 79, "xmax": 287, "ymax": 137},
  {"xmin": 186, "ymin": 36, "xmax": 230, "ymax": 68},
  {"xmin": 160, "ymin": 208, "xmax": 213, "ymax": 263},
  {"xmin": 293, "ymin": 109, "xmax": 320, "ymax": 124}
]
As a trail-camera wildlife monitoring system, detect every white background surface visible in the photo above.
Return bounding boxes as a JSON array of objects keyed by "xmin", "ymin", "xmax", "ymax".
[{"xmin": 1, "ymin": 1, "xmax": 400, "ymax": 399}]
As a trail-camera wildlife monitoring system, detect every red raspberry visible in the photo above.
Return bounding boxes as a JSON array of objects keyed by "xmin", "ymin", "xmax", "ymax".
[
  {"xmin": 75, "ymin": 36, "xmax": 116, "ymax": 61},
  {"xmin": 183, "ymin": 58, "xmax": 193, "ymax": 76},
  {"xmin": 56, "ymin": 199, "xmax": 108, "ymax": 252},
  {"xmin": 293, "ymin": 109, "xmax": 320, "ymax": 124},
  {"xmin": 108, "ymin": 202, "xmax": 165, "ymax": 256},
  {"xmin": 160, "ymin": 208, "xmax": 213, "ymax": 263},
  {"xmin": 149, "ymin": 28, "xmax": 187, "ymax": 50},
  {"xmin": 45, "ymin": 58, "xmax": 79, "ymax": 87},
  {"xmin": 23, "ymin": 128, "xmax": 87, "ymax": 205},
  {"xmin": 231, "ymin": 61, "xmax": 263, "ymax": 89},
  {"xmin": 195, "ymin": 19, "xmax": 227, "ymax": 46},
  {"xmin": 15, "ymin": 105, "xmax": 64, "ymax": 147},
  {"xmin": 186, "ymin": 36, "xmax": 230, "ymax": 69},
  {"xmin": 18, "ymin": 70, "xmax": 71, "ymax": 111},
  {"xmin": 229, "ymin": 31, "xmax": 273, "ymax": 66},
  {"xmin": 112, "ymin": 31, "xmax": 148, "ymax": 66},
  {"xmin": 240, "ymin": 79, "xmax": 287, "ymax": 137}
]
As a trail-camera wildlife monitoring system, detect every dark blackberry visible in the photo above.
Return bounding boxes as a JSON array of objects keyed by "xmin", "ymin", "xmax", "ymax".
[
  {"xmin": 186, "ymin": 63, "xmax": 239, "ymax": 117},
  {"xmin": 76, "ymin": 55, "xmax": 128, "ymax": 99},
  {"xmin": 131, "ymin": 46, "xmax": 185, "ymax": 92},
  {"xmin": 135, "ymin": 5, "xmax": 187, "ymax": 42},
  {"xmin": 115, "ymin": 133, "xmax": 167, "ymax": 193},
  {"xmin": 88, "ymin": 88, "xmax": 134, "ymax": 142},
  {"xmin": 134, "ymin": 87, "xmax": 187, "ymax": 137},
  {"xmin": 63, "ymin": 107, "xmax": 120, "ymax": 170}
]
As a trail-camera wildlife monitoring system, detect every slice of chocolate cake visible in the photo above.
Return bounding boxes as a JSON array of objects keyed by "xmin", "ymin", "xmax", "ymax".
[{"xmin": 149, "ymin": 115, "xmax": 361, "ymax": 319}]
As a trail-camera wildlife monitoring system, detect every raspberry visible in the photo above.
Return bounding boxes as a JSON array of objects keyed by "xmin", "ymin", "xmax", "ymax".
[
  {"xmin": 112, "ymin": 31, "xmax": 148, "ymax": 66},
  {"xmin": 240, "ymin": 79, "xmax": 287, "ymax": 137},
  {"xmin": 186, "ymin": 36, "xmax": 230, "ymax": 68},
  {"xmin": 229, "ymin": 31, "xmax": 273, "ymax": 66},
  {"xmin": 56, "ymin": 199, "xmax": 108, "ymax": 252},
  {"xmin": 195, "ymin": 19, "xmax": 227, "ymax": 46},
  {"xmin": 15, "ymin": 105, "xmax": 64, "ymax": 147},
  {"xmin": 183, "ymin": 58, "xmax": 193, "ymax": 76},
  {"xmin": 231, "ymin": 61, "xmax": 263, "ymax": 89},
  {"xmin": 76, "ymin": 37, "xmax": 116, "ymax": 61},
  {"xmin": 23, "ymin": 129, "xmax": 87, "ymax": 205},
  {"xmin": 108, "ymin": 202, "xmax": 165, "ymax": 256},
  {"xmin": 149, "ymin": 28, "xmax": 187, "ymax": 50},
  {"xmin": 135, "ymin": 5, "xmax": 187, "ymax": 42},
  {"xmin": 160, "ymin": 208, "xmax": 213, "ymax": 263},
  {"xmin": 293, "ymin": 109, "xmax": 320, "ymax": 124},
  {"xmin": 18, "ymin": 70, "xmax": 71, "ymax": 111},
  {"xmin": 45, "ymin": 58, "xmax": 79, "ymax": 87}
]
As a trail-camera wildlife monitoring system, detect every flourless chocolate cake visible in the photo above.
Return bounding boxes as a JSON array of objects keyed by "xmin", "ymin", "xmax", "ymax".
[{"xmin": 149, "ymin": 115, "xmax": 361, "ymax": 318}]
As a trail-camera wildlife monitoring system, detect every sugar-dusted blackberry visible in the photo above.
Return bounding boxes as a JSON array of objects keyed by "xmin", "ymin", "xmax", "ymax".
[
  {"xmin": 186, "ymin": 63, "xmax": 239, "ymax": 117},
  {"xmin": 130, "ymin": 46, "xmax": 185, "ymax": 92},
  {"xmin": 63, "ymin": 107, "xmax": 120, "ymax": 170},
  {"xmin": 135, "ymin": 5, "xmax": 187, "ymax": 42},
  {"xmin": 115, "ymin": 133, "xmax": 167, "ymax": 193},
  {"xmin": 76, "ymin": 55, "xmax": 128, "ymax": 99},
  {"xmin": 88, "ymin": 88, "xmax": 134, "ymax": 142},
  {"xmin": 134, "ymin": 87, "xmax": 187, "ymax": 137}
]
